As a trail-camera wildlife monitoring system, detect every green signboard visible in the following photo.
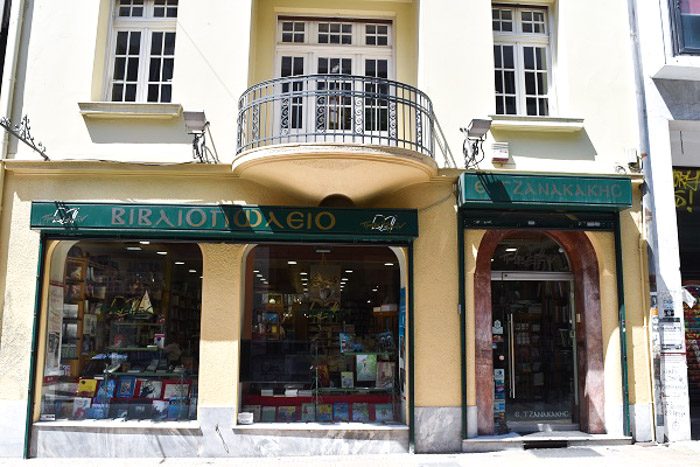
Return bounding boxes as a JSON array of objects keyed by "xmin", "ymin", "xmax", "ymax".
[
  {"xmin": 459, "ymin": 173, "xmax": 632, "ymax": 210},
  {"xmin": 30, "ymin": 202, "xmax": 418, "ymax": 239}
]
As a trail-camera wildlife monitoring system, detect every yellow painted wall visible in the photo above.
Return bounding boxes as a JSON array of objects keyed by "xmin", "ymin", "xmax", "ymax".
[
  {"xmin": 198, "ymin": 244, "xmax": 246, "ymax": 409},
  {"xmin": 250, "ymin": 0, "xmax": 418, "ymax": 86},
  {"xmin": 375, "ymin": 178, "xmax": 461, "ymax": 407}
]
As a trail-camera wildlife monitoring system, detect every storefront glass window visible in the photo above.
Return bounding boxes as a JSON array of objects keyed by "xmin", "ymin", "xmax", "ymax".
[
  {"xmin": 239, "ymin": 244, "xmax": 405, "ymax": 424},
  {"xmin": 491, "ymin": 233, "xmax": 570, "ymax": 272},
  {"xmin": 39, "ymin": 241, "xmax": 202, "ymax": 422}
]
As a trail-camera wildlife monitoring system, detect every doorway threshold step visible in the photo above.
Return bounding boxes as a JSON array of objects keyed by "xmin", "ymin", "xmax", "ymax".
[{"xmin": 462, "ymin": 431, "xmax": 633, "ymax": 453}]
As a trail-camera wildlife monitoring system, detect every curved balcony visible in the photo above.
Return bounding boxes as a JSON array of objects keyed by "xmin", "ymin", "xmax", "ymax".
[{"xmin": 234, "ymin": 74, "xmax": 441, "ymax": 203}]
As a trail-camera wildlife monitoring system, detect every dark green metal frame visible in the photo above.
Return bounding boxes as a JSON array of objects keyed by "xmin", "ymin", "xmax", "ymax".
[
  {"xmin": 24, "ymin": 229, "xmax": 418, "ymax": 457},
  {"xmin": 457, "ymin": 209, "xmax": 632, "ymax": 439}
]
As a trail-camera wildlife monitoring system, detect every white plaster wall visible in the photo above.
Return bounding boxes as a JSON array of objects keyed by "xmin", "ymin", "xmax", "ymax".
[
  {"xmin": 5, "ymin": 0, "xmax": 640, "ymax": 174},
  {"xmin": 7, "ymin": 0, "xmax": 253, "ymax": 163}
]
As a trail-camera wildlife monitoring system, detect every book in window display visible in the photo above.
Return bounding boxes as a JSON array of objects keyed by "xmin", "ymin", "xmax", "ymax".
[
  {"xmin": 135, "ymin": 378, "xmax": 162, "ymax": 399},
  {"xmin": 374, "ymin": 403, "xmax": 394, "ymax": 422},
  {"xmin": 300, "ymin": 403, "xmax": 315, "ymax": 422},
  {"xmin": 152, "ymin": 400, "xmax": 168, "ymax": 421},
  {"xmin": 277, "ymin": 405, "xmax": 297, "ymax": 422},
  {"xmin": 352, "ymin": 403, "xmax": 370, "ymax": 422},
  {"xmin": 317, "ymin": 403, "xmax": 333, "ymax": 422},
  {"xmin": 356, "ymin": 354, "xmax": 377, "ymax": 382},
  {"xmin": 333, "ymin": 402, "xmax": 350, "ymax": 422},
  {"xmin": 261, "ymin": 406, "xmax": 276, "ymax": 422},
  {"xmin": 116, "ymin": 376, "xmax": 137, "ymax": 398},
  {"xmin": 72, "ymin": 397, "xmax": 91, "ymax": 420}
]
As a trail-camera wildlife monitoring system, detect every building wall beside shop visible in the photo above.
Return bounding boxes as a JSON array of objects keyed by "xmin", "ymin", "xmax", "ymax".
[{"xmin": 462, "ymin": 181, "xmax": 653, "ymax": 441}]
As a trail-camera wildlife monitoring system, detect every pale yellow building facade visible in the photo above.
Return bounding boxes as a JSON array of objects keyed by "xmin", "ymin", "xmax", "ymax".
[{"xmin": 0, "ymin": 0, "xmax": 653, "ymax": 458}]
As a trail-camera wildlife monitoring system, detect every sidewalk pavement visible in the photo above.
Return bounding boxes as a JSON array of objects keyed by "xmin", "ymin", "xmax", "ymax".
[{"xmin": 3, "ymin": 442, "xmax": 700, "ymax": 466}]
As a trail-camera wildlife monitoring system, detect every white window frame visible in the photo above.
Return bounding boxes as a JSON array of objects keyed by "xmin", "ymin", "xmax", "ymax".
[
  {"xmin": 274, "ymin": 17, "xmax": 395, "ymax": 136},
  {"xmin": 493, "ymin": 5, "xmax": 552, "ymax": 116},
  {"xmin": 105, "ymin": 0, "xmax": 178, "ymax": 103}
]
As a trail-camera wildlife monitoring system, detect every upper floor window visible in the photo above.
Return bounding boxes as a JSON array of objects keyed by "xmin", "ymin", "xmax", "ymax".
[
  {"xmin": 672, "ymin": 0, "xmax": 700, "ymax": 54},
  {"xmin": 493, "ymin": 5, "xmax": 550, "ymax": 116},
  {"xmin": 108, "ymin": 0, "xmax": 178, "ymax": 103}
]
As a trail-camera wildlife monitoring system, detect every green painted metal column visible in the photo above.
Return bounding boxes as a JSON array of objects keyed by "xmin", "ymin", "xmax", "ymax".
[
  {"xmin": 24, "ymin": 233, "xmax": 46, "ymax": 458},
  {"xmin": 614, "ymin": 213, "xmax": 632, "ymax": 436}
]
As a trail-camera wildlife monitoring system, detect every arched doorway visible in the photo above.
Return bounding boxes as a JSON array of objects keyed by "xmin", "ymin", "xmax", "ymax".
[{"xmin": 474, "ymin": 230, "xmax": 605, "ymax": 435}]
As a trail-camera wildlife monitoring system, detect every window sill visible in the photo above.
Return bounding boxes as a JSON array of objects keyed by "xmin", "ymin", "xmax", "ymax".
[
  {"xmin": 34, "ymin": 419, "xmax": 200, "ymax": 431},
  {"xmin": 232, "ymin": 422, "xmax": 408, "ymax": 432},
  {"xmin": 489, "ymin": 115, "xmax": 585, "ymax": 133},
  {"xmin": 78, "ymin": 102, "xmax": 183, "ymax": 120}
]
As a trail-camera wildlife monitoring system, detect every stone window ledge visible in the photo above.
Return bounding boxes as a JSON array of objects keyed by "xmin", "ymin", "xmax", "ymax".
[
  {"xmin": 489, "ymin": 115, "xmax": 584, "ymax": 133},
  {"xmin": 78, "ymin": 102, "xmax": 183, "ymax": 120},
  {"xmin": 34, "ymin": 419, "xmax": 200, "ymax": 431},
  {"xmin": 233, "ymin": 422, "xmax": 408, "ymax": 432}
]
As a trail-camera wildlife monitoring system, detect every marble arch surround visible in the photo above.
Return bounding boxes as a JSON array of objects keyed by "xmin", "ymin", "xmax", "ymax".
[{"xmin": 473, "ymin": 229, "xmax": 606, "ymax": 435}]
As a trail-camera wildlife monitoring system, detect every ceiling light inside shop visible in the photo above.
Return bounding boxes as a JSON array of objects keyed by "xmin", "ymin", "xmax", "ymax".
[
  {"xmin": 384, "ymin": 262, "xmax": 394, "ymax": 267},
  {"xmin": 505, "ymin": 247, "xmax": 517, "ymax": 252},
  {"xmin": 300, "ymin": 272, "xmax": 308, "ymax": 276},
  {"xmin": 288, "ymin": 260, "xmax": 297, "ymax": 265},
  {"xmin": 157, "ymin": 251, "xmax": 168, "ymax": 255},
  {"xmin": 126, "ymin": 246, "xmax": 142, "ymax": 251},
  {"xmin": 372, "ymin": 288, "xmax": 378, "ymax": 292},
  {"xmin": 315, "ymin": 249, "xmax": 331, "ymax": 254},
  {"xmin": 139, "ymin": 241, "xmax": 150, "ymax": 245},
  {"xmin": 345, "ymin": 270, "xmax": 353, "ymax": 273},
  {"xmin": 189, "ymin": 269, "xmax": 197, "ymax": 273},
  {"xmin": 367, "ymin": 300, "xmax": 371, "ymax": 304},
  {"xmin": 175, "ymin": 261, "xmax": 185, "ymax": 265},
  {"xmin": 256, "ymin": 274, "xmax": 263, "ymax": 278},
  {"xmin": 253, "ymin": 270, "xmax": 260, "ymax": 273}
]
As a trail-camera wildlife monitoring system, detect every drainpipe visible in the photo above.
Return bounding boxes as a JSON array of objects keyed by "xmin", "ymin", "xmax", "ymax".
[
  {"xmin": 627, "ymin": 0, "xmax": 656, "ymax": 441},
  {"xmin": 0, "ymin": 0, "xmax": 28, "ymax": 457}
]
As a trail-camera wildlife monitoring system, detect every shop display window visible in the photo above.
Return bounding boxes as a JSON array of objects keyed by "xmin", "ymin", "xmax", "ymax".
[
  {"xmin": 239, "ymin": 244, "xmax": 406, "ymax": 425},
  {"xmin": 38, "ymin": 241, "xmax": 202, "ymax": 422}
]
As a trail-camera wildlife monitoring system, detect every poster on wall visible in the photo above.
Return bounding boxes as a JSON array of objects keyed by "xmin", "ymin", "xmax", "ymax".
[
  {"xmin": 45, "ymin": 284, "xmax": 64, "ymax": 376},
  {"xmin": 398, "ymin": 287, "xmax": 406, "ymax": 398}
]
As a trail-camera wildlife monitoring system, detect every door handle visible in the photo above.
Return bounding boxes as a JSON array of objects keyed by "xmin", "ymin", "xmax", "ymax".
[{"xmin": 508, "ymin": 314, "xmax": 516, "ymax": 399}]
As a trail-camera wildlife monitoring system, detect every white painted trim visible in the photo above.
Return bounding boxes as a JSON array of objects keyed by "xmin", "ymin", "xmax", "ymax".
[
  {"xmin": 489, "ymin": 115, "xmax": 584, "ymax": 133},
  {"xmin": 78, "ymin": 101, "xmax": 183, "ymax": 119}
]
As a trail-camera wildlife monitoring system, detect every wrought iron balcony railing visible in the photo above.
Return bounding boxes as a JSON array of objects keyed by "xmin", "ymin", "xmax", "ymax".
[{"xmin": 236, "ymin": 74, "xmax": 437, "ymax": 159}]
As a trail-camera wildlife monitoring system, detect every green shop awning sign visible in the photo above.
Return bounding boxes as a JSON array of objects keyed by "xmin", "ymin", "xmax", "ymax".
[
  {"xmin": 459, "ymin": 173, "xmax": 632, "ymax": 210},
  {"xmin": 30, "ymin": 202, "xmax": 418, "ymax": 240}
]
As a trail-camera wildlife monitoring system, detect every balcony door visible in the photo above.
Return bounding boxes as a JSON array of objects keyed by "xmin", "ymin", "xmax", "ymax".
[{"xmin": 275, "ymin": 17, "xmax": 393, "ymax": 141}]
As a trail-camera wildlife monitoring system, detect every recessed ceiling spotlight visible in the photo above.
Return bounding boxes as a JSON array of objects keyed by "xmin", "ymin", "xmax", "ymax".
[
  {"xmin": 384, "ymin": 262, "xmax": 394, "ymax": 267},
  {"xmin": 341, "ymin": 278, "xmax": 348, "ymax": 281},
  {"xmin": 139, "ymin": 241, "xmax": 151, "ymax": 245},
  {"xmin": 288, "ymin": 260, "xmax": 297, "ymax": 265},
  {"xmin": 345, "ymin": 270, "xmax": 353, "ymax": 273},
  {"xmin": 372, "ymin": 288, "xmax": 378, "ymax": 292},
  {"xmin": 175, "ymin": 261, "xmax": 185, "ymax": 265},
  {"xmin": 253, "ymin": 269, "xmax": 260, "ymax": 273},
  {"xmin": 256, "ymin": 274, "xmax": 263, "ymax": 278},
  {"xmin": 366, "ymin": 300, "xmax": 371, "ymax": 304},
  {"xmin": 505, "ymin": 247, "xmax": 517, "ymax": 252},
  {"xmin": 156, "ymin": 251, "xmax": 168, "ymax": 255},
  {"xmin": 189, "ymin": 269, "xmax": 197, "ymax": 273},
  {"xmin": 300, "ymin": 272, "xmax": 308, "ymax": 276},
  {"xmin": 126, "ymin": 246, "xmax": 142, "ymax": 251}
]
